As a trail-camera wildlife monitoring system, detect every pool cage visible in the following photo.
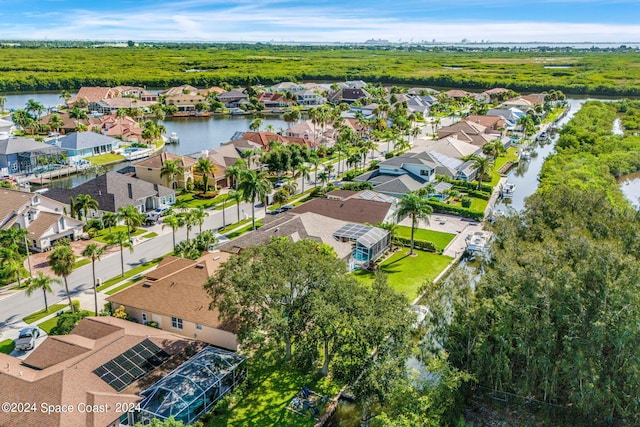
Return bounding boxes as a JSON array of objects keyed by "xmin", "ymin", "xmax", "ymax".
[
  {"xmin": 333, "ymin": 223, "xmax": 390, "ymax": 268},
  {"xmin": 128, "ymin": 346, "xmax": 247, "ymax": 425}
]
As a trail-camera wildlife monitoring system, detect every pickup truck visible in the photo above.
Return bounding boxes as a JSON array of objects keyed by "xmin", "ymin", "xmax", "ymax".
[{"xmin": 15, "ymin": 327, "xmax": 40, "ymax": 351}]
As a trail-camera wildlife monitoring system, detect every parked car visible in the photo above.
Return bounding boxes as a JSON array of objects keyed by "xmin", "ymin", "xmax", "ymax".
[
  {"xmin": 280, "ymin": 205, "xmax": 295, "ymax": 211},
  {"xmin": 266, "ymin": 208, "xmax": 284, "ymax": 215},
  {"xmin": 15, "ymin": 327, "xmax": 40, "ymax": 351},
  {"xmin": 274, "ymin": 180, "xmax": 286, "ymax": 188}
]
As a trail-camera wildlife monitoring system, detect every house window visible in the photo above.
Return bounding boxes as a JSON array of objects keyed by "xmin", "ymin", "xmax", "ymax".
[
  {"xmin": 420, "ymin": 169, "xmax": 429, "ymax": 176},
  {"xmin": 196, "ymin": 323, "xmax": 202, "ymax": 330},
  {"xmin": 141, "ymin": 313, "xmax": 147, "ymax": 323},
  {"xmin": 171, "ymin": 317, "xmax": 183, "ymax": 329}
]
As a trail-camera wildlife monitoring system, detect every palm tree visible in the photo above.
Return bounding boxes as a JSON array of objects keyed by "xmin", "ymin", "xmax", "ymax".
[
  {"xmin": 195, "ymin": 157, "xmax": 217, "ymax": 193},
  {"xmin": 26, "ymin": 99, "xmax": 45, "ymax": 119},
  {"xmin": 25, "ymin": 272, "xmax": 59, "ymax": 313},
  {"xmin": 283, "ymin": 178, "xmax": 298, "ymax": 197},
  {"xmin": 463, "ymin": 154, "xmax": 495, "ymax": 190},
  {"xmin": 102, "ymin": 211, "xmax": 118, "ymax": 234},
  {"xmin": 397, "ymin": 191, "xmax": 433, "ymax": 256},
  {"xmin": 182, "ymin": 210, "xmax": 197, "ymax": 242},
  {"xmin": 482, "ymin": 140, "xmax": 506, "ymax": 160},
  {"xmin": 190, "ymin": 207, "xmax": 208, "ymax": 234},
  {"xmin": 517, "ymin": 114, "xmax": 536, "ymax": 140},
  {"xmin": 47, "ymin": 114, "xmax": 64, "ymax": 134},
  {"xmin": 0, "ymin": 247, "xmax": 25, "ymax": 287},
  {"xmin": 225, "ymin": 159, "xmax": 247, "ymax": 189},
  {"xmin": 228, "ymin": 190, "xmax": 243, "ymax": 224},
  {"xmin": 81, "ymin": 243, "xmax": 106, "ymax": 315},
  {"xmin": 317, "ymin": 171, "xmax": 330, "ymax": 188},
  {"xmin": 162, "ymin": 214, "xmax": 185, "ymax": 251},
  {"xmin": 295, "ymin": 164, "xmax": 311, "ymax": 194},
  {"xmin": 117, "ymin": 205, "xmax": 145, "ymax": 241},
  {"xmin": 74, "ymin": 194, "xmax": 99, "ymax": 221},
  {"xmin": 69, "ymin": 107, "xmax": 88, "ymax": 120},
  {"xmin": 159, "ymin": 159, "xmax": 184, "ymax": 189},
  {"xmin": 237, "ymin": 169, "xmax": 273, "ymax": 230},
  {"xmin": 105, "ymin": 230, "xmax": 133, "ymax": 277},
  {"xmin": 48, "ymin": 243, "xmax": 76, "ymax": 313},
  {"xmin": 249, "ymin": 118, "xmax": 263, "ymax": 131},
  {"xmin": 273, "ymin": 188, "xmax": 290, "ymax": 207},
  {"xmin": 309, "ymin": 152, "xmax": 321, "ymax": 185}
]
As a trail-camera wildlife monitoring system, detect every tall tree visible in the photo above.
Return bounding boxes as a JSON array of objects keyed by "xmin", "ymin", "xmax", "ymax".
[
  {"xmin": 195, "ymin": 157, "xmax": 217, "ymax": 193},
  {"xmin": 162, "ymin": 214, "xmax": 185, "ymax": 251},
  {"xmin": 48, "ymin": 243, "xmax": 76, "ymax": 313},
  {"xmin": 101, "ymin": 211, "xmax": 117, "ymax": 234},
  {"xmin": 225, "ymin": 159, "xmax": 247, "ymax": 190},
  {"xmin": 206, "ymin": 238, "xmax": 345, "ymax": 359},
  {"xmin": 227, "ymin": 190, "xmax": 243, "ymax": 224},
  {"xmin": 159, "ymin": 159, "xmax": 184, "ymax": 189},
  {"xmin": 105, "ymin": 230, "xmax": 133, "ymax": 277},
  {"xmin": 237, "ymin": 169, "xmax": 272, "ymax": 230},
  {"xmin": 74, "ymin": 194, "xmax": 99, "ymax": 221},
  {"xmin": 0, "ymin": 246, "xmax": 25, "ymax": 287},
  {"xmin": 81, "ymin": 243, "xmax": 106, "ymax": 315},
  {"xmin": 462, "ymin": 154, "xmax": 495, "ymax": 190},
  {"xmin": 295, "ymin": 164, "xmax": 311, "ymax": 194},
  {"xmin": 397, "ymin": 191, "xmax": 433, "ymax": 255},
  {"xmin": 25, "ymin": 271, "xmax": 59, "ymax": 313},
  {"xmin": 117, "ymin": 205, "xmax": 145, "ymax": 241}
]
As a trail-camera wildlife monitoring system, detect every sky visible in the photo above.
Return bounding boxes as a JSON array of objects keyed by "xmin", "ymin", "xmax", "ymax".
[{"xmin": 1, "ymin": 0, "xmax": 639, "ymax": 43}]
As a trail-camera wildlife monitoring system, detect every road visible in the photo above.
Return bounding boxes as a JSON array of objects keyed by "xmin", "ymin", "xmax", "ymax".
[{"xmin": 0, "ymin": 136, "xmax": 397, "ymax": 337}]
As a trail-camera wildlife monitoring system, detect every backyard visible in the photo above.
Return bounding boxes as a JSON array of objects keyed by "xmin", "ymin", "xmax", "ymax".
[
  {"xmin": 353, "ymin": 249, "xmax": 453, "ymax": 299},
  {"xmin": 395, "ymin": 226, "xmax": 455, "ymax": 252},
  {"xmin": 207, "ymin": 347, "xmax": 340, "ymax": 427}
]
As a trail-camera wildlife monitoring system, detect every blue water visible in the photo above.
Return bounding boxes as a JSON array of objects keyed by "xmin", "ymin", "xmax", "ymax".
[{"xmin": 123, "ymin": 148, "xmax": 140, "ymax": 154}]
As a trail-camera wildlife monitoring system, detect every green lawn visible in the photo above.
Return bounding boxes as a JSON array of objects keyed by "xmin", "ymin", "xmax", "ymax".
[
  {"xmin": 38, "ymin": 317, "xmax": 60, "ymax": 334},
  {"xmin": 177, "ymin": 193, "xmax": 228, "ymax": 209},
  {"xmin": 207, "ymin": 348, "xmax": 340, "ymax": 427},
  {"xmin": 73, "ymin": 258, "xmax": 91, "ymax": 270},
  {"xmin": 0, "ymin": 339, "xmax": 15, "ymax": 354},
  {"xmin": 395, "ymin": 226, "xmax": 455, "ymax": 252},
  {"xmin": 96, "ymin": 256, "xmax": 164, "ymax": 292},
  {"xmin": 353, "ymin": 249, "xmax": 453, "ymax": 299},
  {"xmin": 491, "ymin": 148, "xmax": 519, "ymax": 185},
  {"xmin": 226, "ymin": 220, "xmax": 263, "ymax": 240},
  {"xmin": 88, "ymin": 153, "xmax": 125, "ymax": 165},
  {"xmin": 141, "ymin": 232, "xmax": 158, "ymax": 239},
  {"xmin": 93, "ymin": 226, "xmax": 145, "ymax": 243},
  {"xmin": 23, "ymin": 302, "xmax": 70, "ymax": 324}
]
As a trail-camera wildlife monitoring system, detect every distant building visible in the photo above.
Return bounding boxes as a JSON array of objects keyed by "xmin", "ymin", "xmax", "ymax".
[
  {"xmin": 57, "ymin": 132, "xmax": 120, "ymax": 164},
  {"xmin": 133, "ymin": 152, "xmax": 196, "ymax": 190}
]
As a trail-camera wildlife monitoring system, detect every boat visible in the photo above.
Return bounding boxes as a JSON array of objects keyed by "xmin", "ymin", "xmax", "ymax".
[
  {"xmin": 536, "ymin": 131, "xmax": 549, "ymax": 141},
  {"xmin": 519, "ymin": 149, "xmax": 531, "ymax": 160},
  {"xmin": 465, "ymin": 231, "xmax": 490, "ymax": 256},
  {"xmin": 167, "ymin": 132, "xmax": 180, "ymax": 144},
  {"xmin": 500, "ymin": 182, "xmax": 516, "ymax": 199}
]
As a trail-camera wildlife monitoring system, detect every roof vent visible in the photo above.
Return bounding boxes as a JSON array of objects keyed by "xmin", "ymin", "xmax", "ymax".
[
  {"xmin": 195, "ymin": 263, "xmax": 204, "ymax": 269},
  {"xmin": 213, "ymin": 256, "xmax": 220, "ymax": 261},
  {"xmin": 142, "ymin": 282, "xmax": 152, "ymax": 288}
]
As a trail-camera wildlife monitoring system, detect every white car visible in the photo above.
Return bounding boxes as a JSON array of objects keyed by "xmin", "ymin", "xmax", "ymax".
[{"xmin": 15, "ymin": 327, "xmax": 40, "ymax": 351}]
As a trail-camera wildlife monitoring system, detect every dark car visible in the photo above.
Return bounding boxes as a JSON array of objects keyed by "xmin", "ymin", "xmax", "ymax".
[
  {"xmin": 15, "ymin": 327, "xmax": 40, "ymax": 351},
  {"xmin": 266, "ymin": 208, "xmax": 284, "ymax": 215}
]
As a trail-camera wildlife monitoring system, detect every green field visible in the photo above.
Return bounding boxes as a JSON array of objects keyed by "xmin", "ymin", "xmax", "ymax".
[
  {"xmin": 23, "ymin": 302, "xmax": 71, "ymax": 324},
  {"xmin": 88, "ymin": 153, "xmax": 125, "ymax": 165},
  {"xmin": 93, "ymin": 226, "xmax": 145, "ymax": 243},
  {"xmin": 0, "ymin": 46, "xmax": 638, "ymax": 95},
  {"xmin": 395, "ymin": 226, "xmax": 456, "ymax": 251},
  {"xmin": 353, "ymin": 249, "xmax": 453, "ymax": 299}
]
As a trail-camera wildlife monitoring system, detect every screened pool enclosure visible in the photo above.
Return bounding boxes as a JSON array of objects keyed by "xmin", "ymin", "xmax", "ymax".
[
  {"xmin": 333, "ymin": 223, "xmax": 390, "ymax": 268},
  {"xmin": 126, "ymin": 346, "xmax": 247, "ymax": 425}
]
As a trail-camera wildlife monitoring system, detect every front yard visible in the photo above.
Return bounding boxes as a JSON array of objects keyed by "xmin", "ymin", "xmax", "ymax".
[
  {"xmin": 353, "ymin": 249, "xmax": 453, "ymax": 299},
  {"xmin": 92, "ymin": 226, "xmax": 145, "ymax": 243}
]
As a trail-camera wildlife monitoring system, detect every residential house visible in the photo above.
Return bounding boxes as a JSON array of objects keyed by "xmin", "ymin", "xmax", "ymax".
[
  {"xmin": 482, "ymin": 87, "xmax": 511, "ymax": 101},
  {"xmin": 219, "ymin": 211, "xmax": 390, "ymax": 270},
  {"xmin": 108, "ymin": 253, "xmax": 239, "ymax": 350},
  {"xmin": 140, "ymin": 90, "xmax": 158, "ymax": 102},
  {"xmin": 407, "ymin": 87, "xmax": 440, "ymax": 96},
  {"xmin": 159, "ymin": 84, "xmax": 199, "ymax": 97},
  {"xmin": 501, "ymin": 97, "xmax": 536, "ymax": 112},
  {"xmin": 199, "ymin": 87, "xmax": 226, "ymax": 97},
  {"xmin": 165, "ymin": 92, "xmax": 207, "ymax": 113},
  {"xmin": 486, "ymin": 108, "xmax": 525, "ymax": 128},
  {"xmin": 291, "ymin": 189, "xmax": 399, "ymax": 224},
  {"xmin": 297, "ymin": 89, "xmax": 325, "ymax": 106},
  {"xmin": 0, "ymin": 315, "xmax": 247, "ymax": 427},
  {"xmin": 217, "ymin": 89, "xmax": 249, "ymax": 108},
  {"xmin": 437, "ymin": 120, "xmax": 502, "ymax": 147},
  {"xmin": 112, "ymin": 85, "xmax": 147, "ymax": 98},
  {"xmin": 407, "ymin": 95, "xmax": 438, "ymax": 117},
  {"xmin": 0, "ymin": 188, "xmax": 83, "ymax": 252},
  {"xmin": 327, "ymin": 88, "xmax": 372, "ymax": 104},
  {"xmin": 57, "ymin": 132, "xmax": 120, "ymax": 163},
  {"xmin": 285, "ymin": 120, "xmax": 321, "ymax": 142},
  {"xmin": 425, "ymin": 137, "xmax": 483, "ymax": 159},
  {"xmin": 88, "ymin": 98, "xmax": 155, "ymax": 115},
  {"xmin": 67, "ymin": 86, "xmax": 117, "ymax": 107},
  {"xmin": 101, "ymin": 115, "xmax": 144, "ymax": 142},
  {"xmin": 133, "ymin": 152, "xmax": 196, "ymax": 189},
  {"xmin": 340, "ymin": 80, "xmax": 368, "ymax": 89},
  {"xmin": 268, "ymin": 81, "xmax": 305, "ymax": 94},
  {"xmin": 38, "ymin": 112, "xmax": 102, "ymax": 135},
  {"xmin": 46, "ymin": 171, "xmax": 175, "ymax": 214},
  {"xmin": 0, "ymin": 135, "xmax": 65, "ymax": 174},
  {"xmin": 0, "ymin": 118, "xmax": 14, "ymax": 134},
  {"xmin": 237, "ymin": 131, "xmax": 315, "ymax": 150},
  {"xmin": 355, "ymin": 150, "xmax": 477, "ymax": 197},
  {"xmin": 258, "ymin": 92, "xmax": 293, "ymax": 109},
  {"xmin": 466, "ymin": 115, "xmax": 507, "ymax": 134}
]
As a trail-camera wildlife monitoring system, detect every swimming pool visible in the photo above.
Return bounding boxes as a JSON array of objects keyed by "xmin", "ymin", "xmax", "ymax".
[{"xmin": 123, "ymin": 148, "xmax": 140, "ymax": 154}]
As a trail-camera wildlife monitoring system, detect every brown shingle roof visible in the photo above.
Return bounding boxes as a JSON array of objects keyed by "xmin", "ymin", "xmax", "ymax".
[
  {"xmin": 291, "ymin": 197, "xmax": 392, "ymax": 225},
  {"xmin": 0, "ymin": 316, "xmax": 195, "ymax": 427},
  {"xmin": 0, "ymin": 189, "xmax": 33, "ymax": 227},
  {"xmin": 134, "ymin": 152, "xmax": 196, "ymax": 169},
  {"xmin": 107, "ymin": 253, "xmax": 232, "ymax": 330},
  {"xmin": 26, "ymin": 211, "xmax": 63, "ymax": 239}
]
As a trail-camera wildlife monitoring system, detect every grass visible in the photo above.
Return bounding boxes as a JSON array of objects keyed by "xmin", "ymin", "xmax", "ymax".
[
  {"xmin": 177, "ymin": 192, "xmax": 228, "ymax": 209},
  {"xmin": 353, "ymin": 249, "xmax": 453, "ymax": 299},
  {"xmin": 395, "ymin": 226, "xmax": 455, "ymax": 252},
  {"xmin": 88, "ymin": 153, "xmax": 125, "ymax": 165},
  {"xmin": 23, "ymin": 302, "xmax": 70, "ymax": 324},
  {"xmin": 38, "ymin": 317, "xmax": 60, "ymax": 334},
  {"xmin": 96, "ymin": 256, "xmax": 165, "ymax": 292},
  {"xmin": 0, "ymin": 339, "xmax": 15, "ymax": 354},
  {"xmin": 105, "ymin": 278, "xmax": 140, "ymax": 295},
  {"xmin": 207, "ymin": 348, "xmax": 340, "ymax": 427},
  {"xmin": 141, "ymin": 232, "xmax": 158, "ymax": 239},
  {"xmin": 491, "ymin": 147, "xmax": 519, "ymax": 185},
  {"xmin": 93, "ymin": 226, "xmax": 145, "ymax": 243},
  {"xmin": 73, "ymin": 258, "xmax": 91, "ymax": 270}
]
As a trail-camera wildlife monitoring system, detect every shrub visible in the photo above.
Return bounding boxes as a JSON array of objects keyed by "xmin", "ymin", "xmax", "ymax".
[
  {"xmin": 461, "ymin": 197, "xmax": 472, "ymax": 208},
  {"xmin": 112, "ymin": 305, "xmax": 129, "ymax": 320},
  {"xmin": 396, "ymin": 237, "xmax": 438, "ymax": 252},
  {"xmin": 49, "ymin": 310, "xmax": 92, "ymax": 335},
  {"xmin": 341, "ymin": 182, "xmax": 374, "ymax": 191},
  {"xmin": 427, "ymin": 200, "xmax": 484, "ymax": 220}
]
